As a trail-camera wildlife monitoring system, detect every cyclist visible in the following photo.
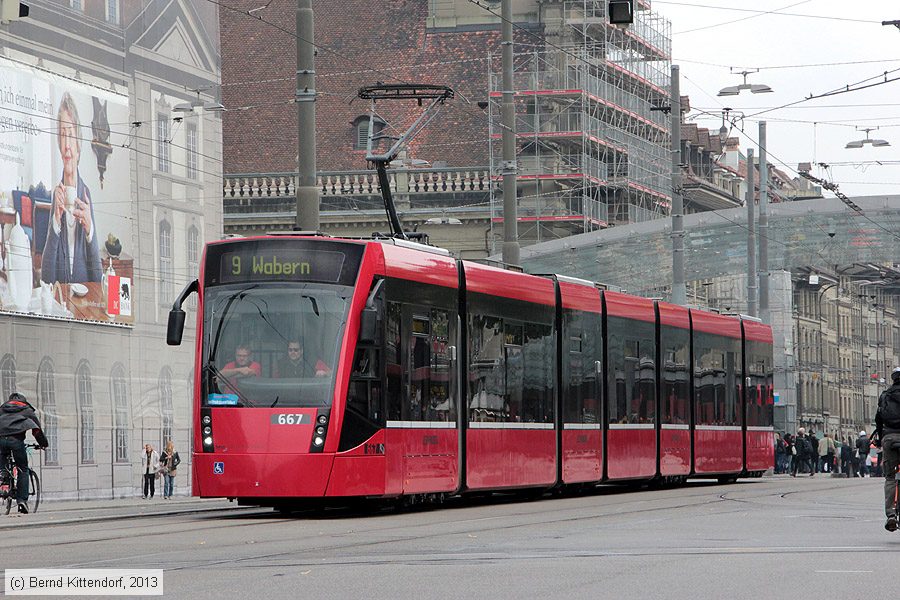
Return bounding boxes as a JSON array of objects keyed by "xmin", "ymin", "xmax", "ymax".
[
  {"xmin": 0, "ymin": 393, "xmax": 48, "ymax": 513},
  {"xmin": 875, "ymin": 367, "xmax": 900, "ymax": 532}
]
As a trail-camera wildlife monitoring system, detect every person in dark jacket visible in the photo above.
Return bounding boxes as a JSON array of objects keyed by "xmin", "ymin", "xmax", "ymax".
[
  {"xmin": 856, "ymin": 430, "xmax": 871, "ymax": 477},
  {"xmin": 875, "ymin": 367, "xmax": 900, "ymax": 532},
  {"xmin": 0, "ymin": 393, "xmax": 49, "ymax": 513},
  {"xmin": 791, "ymin": 428, "xmax": 814, "ymax": 477},
  {"xmin": 840, "ymin": 439, "xmax": 853, "ymax": 477}
]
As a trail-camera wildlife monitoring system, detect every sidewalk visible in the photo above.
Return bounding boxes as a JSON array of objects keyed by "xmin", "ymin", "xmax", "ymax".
[{"xmin": 0, "ymin": 494, "xmax": 244, "ymax": 528}]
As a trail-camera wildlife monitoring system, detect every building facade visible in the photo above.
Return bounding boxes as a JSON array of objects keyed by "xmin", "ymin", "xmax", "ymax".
[{"xmin": 0, "ymin": 0, "xmax": 222, "ymax": 499}]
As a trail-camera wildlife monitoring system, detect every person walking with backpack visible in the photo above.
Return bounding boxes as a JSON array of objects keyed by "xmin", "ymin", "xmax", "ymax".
[
  {"xmin": 791, "ymin": 428, "xmax": 814, "ymax": 477},
  {"xmin": 875, "ymin": 367, "xmax": 900, "ymax": 532}
]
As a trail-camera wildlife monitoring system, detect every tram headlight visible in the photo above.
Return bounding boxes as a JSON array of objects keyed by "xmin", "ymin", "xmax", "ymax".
[
  {"xmin": 203, "ymin": 426, "xmax": 212, "ymax": 435},
  {"xmin": 315, "ymin": 425, "xmax": 326, "ymax": 436},
  {"xmin": 313, "ymin": 436, "xmax": 324, "ymax": 447},
  {"xmin": 317, "ymin": 414, "xmax": 328, "ymax": 425},
  {"xmin": 202, "ymin": 415, "xmax": 211, "ymax": 425},
  {"xmin": 203, "ymin": 436, "xmax": 213, "ymax": 447}
]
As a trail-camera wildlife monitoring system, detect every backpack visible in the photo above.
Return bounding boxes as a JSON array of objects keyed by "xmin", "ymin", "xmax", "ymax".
[
  {"xmin": 800, "ymin": 436, "xmax": 813, "ymax": 457},
  {"xmin": 878, "ymin": 386, "xmax": 900, "ymax": 429}
]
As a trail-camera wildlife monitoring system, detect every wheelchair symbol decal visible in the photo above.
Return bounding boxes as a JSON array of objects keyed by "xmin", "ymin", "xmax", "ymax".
[{"xmin": 213, "ymin": 462, "xmax": 224, "ymax": 474}]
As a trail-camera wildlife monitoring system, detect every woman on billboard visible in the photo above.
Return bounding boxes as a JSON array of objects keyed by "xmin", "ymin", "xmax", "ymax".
[{"xmin": 41, "ymin": 91, "xmax": 102, "ymax": 284}]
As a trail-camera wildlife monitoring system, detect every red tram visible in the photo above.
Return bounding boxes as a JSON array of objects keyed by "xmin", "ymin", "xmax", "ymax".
[{"xmin": 166, "ymin": 234, "xmax": 774, "ymax": 508}]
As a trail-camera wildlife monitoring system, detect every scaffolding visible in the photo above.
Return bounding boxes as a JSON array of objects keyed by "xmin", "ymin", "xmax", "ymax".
[{"xmin": 488, "ymin": 0, "xmax": 672, "ymax": 251}]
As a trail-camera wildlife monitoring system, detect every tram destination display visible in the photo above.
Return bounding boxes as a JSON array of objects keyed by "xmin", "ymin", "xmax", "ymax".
[{"xmin": 207, "ymin": 240, "xmax": 364, "ymax": 286}]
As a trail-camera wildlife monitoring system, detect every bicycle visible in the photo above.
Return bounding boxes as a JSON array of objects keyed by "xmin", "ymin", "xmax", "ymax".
[{"xmin": 0, "ymin": 443, "xmax": 41, "ymax": 515}]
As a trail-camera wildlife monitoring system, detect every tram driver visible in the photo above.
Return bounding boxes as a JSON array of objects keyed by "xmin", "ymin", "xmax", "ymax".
[
  {"xmin": 220, "ymin": 344, "xmax": 262, "ymax": 388},
  {"xmin": 274, "ymin": 338, "xmax": 330, "ymax": 378}
]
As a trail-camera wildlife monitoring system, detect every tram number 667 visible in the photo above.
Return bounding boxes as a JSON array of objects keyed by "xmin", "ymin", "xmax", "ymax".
[{"xmin": 271, "ymin": 413, "xmax": 309, "ymax": 425}]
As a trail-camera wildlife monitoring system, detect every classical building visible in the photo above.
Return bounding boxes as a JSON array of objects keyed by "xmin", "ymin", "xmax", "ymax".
[{"xmin": 0, "ymin": 0, "xmax": 222, "ymax": 499}]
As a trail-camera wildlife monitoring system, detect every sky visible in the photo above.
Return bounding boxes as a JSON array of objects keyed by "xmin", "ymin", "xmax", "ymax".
[{"xmin": 654, "ymin": 1, "xmax": 900, "ymax": 198}]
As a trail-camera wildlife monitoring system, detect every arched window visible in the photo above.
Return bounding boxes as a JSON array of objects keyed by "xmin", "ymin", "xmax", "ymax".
[
  {"xmin": 76, "ymin": 361, "xmax": 94, "ymax": 464},
  {"xmin": 159, "ymin": 367, "xmax": 173, "ymax": 448},
  {"xmin": 353, "ymin": 116, "xmax": 385, "ymax": 150},
  {"xmin": 110, "ymin": 364, "xmax": 129, "ymax": 463},
  {"xmin": 159, "ymin": 219, "xmax": 173, "ymax": 306},
  {"xmin": 0, "ymin": 354, "xmax": 16, "ymax": 400},
  {"xmin": 37, "ymin": 357, "xmax": 58, "ymax": 465},
  {"xmin": 186, "ymin": 225, "xmax": 200, "ymax": 310}
]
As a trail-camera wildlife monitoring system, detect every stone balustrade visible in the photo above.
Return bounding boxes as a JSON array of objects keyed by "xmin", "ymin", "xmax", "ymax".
[{"xmin": 223, "ymin": 167, "xmax": 493, "ymax": 208}]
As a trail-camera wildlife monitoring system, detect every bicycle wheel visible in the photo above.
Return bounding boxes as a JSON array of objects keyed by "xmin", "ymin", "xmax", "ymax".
[
  {"xmin": 29, "ymin": 469, "xmax": 40, "ymax": 514},
  {"xmin": 3, "ymin": 489, "xmax": 11, "ymax": 515}
]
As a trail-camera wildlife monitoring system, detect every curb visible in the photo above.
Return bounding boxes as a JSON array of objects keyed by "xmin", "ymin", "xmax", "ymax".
[{"xmin": 0, "ymin": 502, "xmax": 259, "ymax": 530}]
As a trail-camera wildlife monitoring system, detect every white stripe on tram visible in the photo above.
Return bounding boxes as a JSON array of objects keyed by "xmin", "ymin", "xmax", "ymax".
[
  {"xmin": 747, "ymin": 426, "xmax": 776, "ymax": 432},
  {"xmin": 563, "ymin": 423, "xmax": 602, "ymax": 430},
  {"xmin": 695, "ymin": 425, "xmax": 743, "ymax": 431},
  {"xmin": 468, "ymin": 422, "xmax": 555, "ymax": 430},
  {"xmin": 661, "ymin": 424, "xmax": 690, "ymax": 430},
  {"xmin": 385, "ymin": 421, "xmax": 457, "ymax": 429},
  {"xmin": 608, "ymin": 423, "xmax": 656, "ymax": 430}
]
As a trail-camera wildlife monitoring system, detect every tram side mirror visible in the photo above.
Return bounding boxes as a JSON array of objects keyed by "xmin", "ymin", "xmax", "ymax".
[
  {"xmin": 359, "ymin": 307, "xmax": 379, "ymax": 344},
  {"xmin": 167, "ymin": 309, "xmax": 186, "ymax": 346},
  {"xmin": 167, "ymin": 279, "xmax": 199, "ymax": 346}
]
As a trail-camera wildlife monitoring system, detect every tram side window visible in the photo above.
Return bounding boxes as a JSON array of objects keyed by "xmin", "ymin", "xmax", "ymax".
[
  {"xmin": 563, "ymin": 319, "xmax": 584, "ymax": 423},
  {"xmin": 563, "ymin": 310, "xmax": 601, "ymax": 424},
  {"xmin": 427, "ymin": 309, "xmax": 455, "ymax": 422},
  {"xmin": 385, "ymin": 302, "xmax": 402, "ymax": 421},
  {"xmin": 523, "ymin": 322, "xmax": 554, "ymax": 423},
  {"xmin": 660, "ymin": 326, "xmax": 690, "ymax": 425},
  {"xmin": 694, "ymin": 333, "xmax": 740, "ymax": 426},
  {"xmin": 405, "ymin": 315, "xmax": 431, "ymax": 421},
  {"xmin": 469, "ymin": 314, "xmax": 504, "ymax": 422},
  {"xmin": 607, "ymin": 317, "xmax": 655, "ymax": 424},
  {"xmin": 746, "ymin": 343, "xmax": 774, "ymax": 427},
  {"xmin": 504, "ymin": 322, "xmax": 524, "ymax": 422}
]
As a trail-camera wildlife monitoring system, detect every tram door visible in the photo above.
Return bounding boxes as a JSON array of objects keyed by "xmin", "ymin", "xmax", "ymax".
[{"xmin": 392, "ymin": 303, "xmax": 459, "ymax": 494}]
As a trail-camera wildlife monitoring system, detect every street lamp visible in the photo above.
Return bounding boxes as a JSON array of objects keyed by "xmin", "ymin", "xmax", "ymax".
[
  {"xmin": 845, "ymin": 127, "xmax": 890, "ymax": 149},
  {"xmin": 718, "ymin": 69, "xmax": 773, "ymax": 96}
]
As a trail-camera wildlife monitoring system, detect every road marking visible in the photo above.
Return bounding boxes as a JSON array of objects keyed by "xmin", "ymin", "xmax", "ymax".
[{"xmin": 815, "ymin": 570, "xmax": 874, "ymax": 574}]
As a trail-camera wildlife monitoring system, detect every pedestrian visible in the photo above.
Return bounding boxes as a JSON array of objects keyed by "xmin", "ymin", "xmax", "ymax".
[
  {"xmin": 792, "ymin": 428, "xmax": 814, "ymax": 477},
  {"xmin": 142, "ymin": 444, "xmax": 159, "ymax": 499},
  {"xmin": 818, "ymin": 432, "xmax": 835, "ymax": 473},
  {"xmin": 856, "ymin": 430, "xmax": 870, "ymax": 477},
  {"xmin": 775, "ymin": 434, "xmax": 787, "ymax": 474},
  {"xmin": 875, "ymin": 367, "xmax": 900, "ymax": 532},
  {"xmin": 840, "ymin": 437, "xmax": 853, "ymax": 477},
  {"xmin": 159, "ymin": 440, "xmax": 181, "ymax": 499}
]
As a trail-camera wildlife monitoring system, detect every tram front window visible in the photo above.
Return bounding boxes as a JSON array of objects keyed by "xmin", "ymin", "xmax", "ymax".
[{"xmin": 202, "ymin": 283, "xmax": 351, "ymax": 408}]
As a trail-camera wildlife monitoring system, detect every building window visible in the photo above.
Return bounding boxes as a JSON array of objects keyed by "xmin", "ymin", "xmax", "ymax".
[
  {"xmin": 186, "ymin": 123, "xmax": 199, "ymax": 179},
  {"xmin": 70, "ymin": 0, "xmax": 83, "ymax": 10},
  {"xmin": 159, "ymin": 219, "xmax": 173, "ymax": 305},
  {"xmin": 186, "ymin": 225, "xmax": 200, "ymax": 310},
  {"xmin": 0, "ymin": 354, "xmax": 16, "ymax": 400},
  {"xmin": 159, "ymin": 367, "xmax": 173, "ymax": 448},
  {"xmin": 76, "ymin": 361, "xmax": 94, "ymax": 464},
  {"xmin": 157, "ymin": 114, "xmax": 170, "ymax": 173},
  {"xmin": 106, "ymin": 0, "xmax": 119, "ymax": 23},
  {"xmin": 111, "ymin": 364, "xmax": 129, "ymax": 463},
  {"xmin": 37, "ymin": 358, "xmax": 58, "ymax": 465},
  {"xmin": 354, "ymin": 116, "xmax": 385, "ymax": 150}
]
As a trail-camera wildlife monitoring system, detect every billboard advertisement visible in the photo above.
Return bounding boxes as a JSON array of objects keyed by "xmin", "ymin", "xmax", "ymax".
[{"xmin": 0, "ymin": 58, "xmax": 133, "ymax": 325}]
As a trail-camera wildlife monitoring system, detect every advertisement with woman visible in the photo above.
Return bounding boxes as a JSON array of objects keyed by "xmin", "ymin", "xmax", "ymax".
[{"xmin": 0, "ymin": 58, "xmax": 133, "ymax": 324}]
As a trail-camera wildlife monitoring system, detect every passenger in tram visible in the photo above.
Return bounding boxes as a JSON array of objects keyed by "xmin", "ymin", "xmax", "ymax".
[
  {"xmin": 274, "ymin": 338, "xmax": 329, "ymax": 378},
  {"xmin": 220, "ymin": 344, "xmax": 262, "ymax": 389}
]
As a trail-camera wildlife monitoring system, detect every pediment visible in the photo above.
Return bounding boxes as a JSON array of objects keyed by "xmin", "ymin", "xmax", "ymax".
[{"xmin": 155, "ymin": 23, "xmax": 202, "ymax": 68}]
